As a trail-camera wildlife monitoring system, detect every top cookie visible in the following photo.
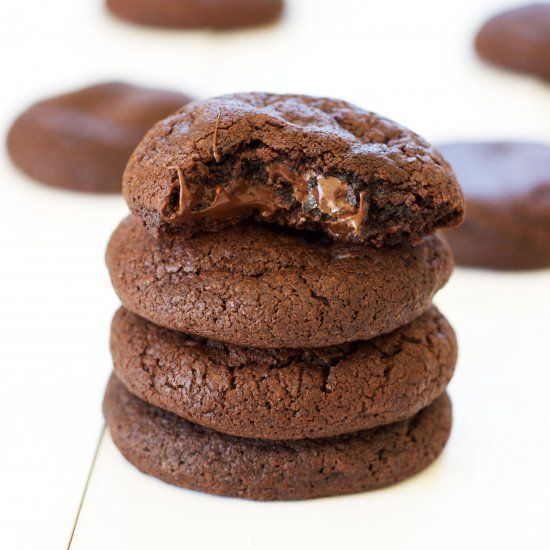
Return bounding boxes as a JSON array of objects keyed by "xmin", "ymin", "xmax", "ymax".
[
  {"xmin": 123, "ymin": 93, "xmax": 463, "ymax": 244},
  {"xmin": 475, "ymin": 3, "xmax": 550, "ymax": 80}
]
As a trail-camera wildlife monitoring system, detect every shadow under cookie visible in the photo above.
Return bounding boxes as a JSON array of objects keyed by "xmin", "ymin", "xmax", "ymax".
[{"xmin": 103, "ymin": 375, "xmax": 452, "ymax": 501}]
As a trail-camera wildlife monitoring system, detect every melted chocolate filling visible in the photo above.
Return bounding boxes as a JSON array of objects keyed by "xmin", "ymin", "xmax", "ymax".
[{"xmin": 159, "ymin": 160, "xmax": 368, "ymax": 238}]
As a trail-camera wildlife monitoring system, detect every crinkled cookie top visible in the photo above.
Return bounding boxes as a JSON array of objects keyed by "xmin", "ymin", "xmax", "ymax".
[{"xmin": 123, "ymin": 92, "xmax": 464, "ymax": 244}]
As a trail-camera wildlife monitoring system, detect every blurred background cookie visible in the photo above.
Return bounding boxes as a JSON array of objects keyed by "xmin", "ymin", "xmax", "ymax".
[
  {"xmin": 106, "ymin": 0, "xmax": 284, "ymax": 30},
  {"xmin": 439, "ymin": 141, "xmax": 550, "ymax": 270},
  {"xmin": 7, "ymin": 82, "xmax": 191, "ymax": 193},
  {"xmin": 475, "ymin": 3, "xmax": 550, "ymax": 80}
]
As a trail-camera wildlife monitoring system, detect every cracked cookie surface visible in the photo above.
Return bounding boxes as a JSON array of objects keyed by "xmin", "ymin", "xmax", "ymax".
[
  {"xmin": 104, "ymin": 376, "xmax": 452, "ymax": 500},
  {"xmin": 111, "ymin": 306, "xmax": 456, "ymax": 439},
  {"xmin": 106, "ymin": 217, "xmax": 453, "ymax": 348},
  {"xmin": 123, "ymin": 93, "xmax": 463, "ymax": 244}
]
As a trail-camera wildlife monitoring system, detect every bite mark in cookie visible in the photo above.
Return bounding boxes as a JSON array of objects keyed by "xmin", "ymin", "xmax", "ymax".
[{"xmin": 124, "ymin": 93, "xmax": 464, "ymax": 243}]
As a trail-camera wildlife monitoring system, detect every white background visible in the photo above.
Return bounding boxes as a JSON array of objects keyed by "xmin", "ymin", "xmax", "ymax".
[{"xmin": 0, "ymin": 1, "xmax": 548, "ymax": 549}]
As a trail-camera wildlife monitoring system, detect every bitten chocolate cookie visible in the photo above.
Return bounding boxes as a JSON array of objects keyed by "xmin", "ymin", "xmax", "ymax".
[
  {"xmin": 439, "ymin": 141, "xmax": 550, "ymax": 270},
  {"xmin": 104, "ymin": 375, "xmax": 452, "ymax": 500},
  {"xmin": 123, "ymin": 93, "xmax": 463, "ymax": 244},
  {"xmin": 112, "ymin": 306, "xmax": 457, "ymax": 440},
  {"xmin": 106, "ymin": 217, "xmax": 453, "ymax": 348},
  {"xmin": 106, "ymin": 0, "xmax": 284, "ymax": 30},
  {"xmin": 7, "ymin": 82, "xmax": 190, "ymax": 192},
  {"xmin": 475, "ymin": 4, "xmax": 550, "ymax": 80}
]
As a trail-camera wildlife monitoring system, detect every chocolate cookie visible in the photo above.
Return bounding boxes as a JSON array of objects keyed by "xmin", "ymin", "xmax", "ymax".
[
  {"xmin": 106, "ymin": 217, "xmax": 453, "ymax": 348},
  {"xmin": 123, "ymin": 93, "xmax": 463, "ymax": 244},
  {"xmin": 7, "ymin": 82, "xmax": 190, "ymax": 192},
  {"xmin": 106, "ymin": 0, "xmax": 284, "ymax": 30},
  {"xmin": 439, "ymin": 141, "xmax": 550, "ymax": 270},
  {"xmin": 111, "ymin": 306, "xmax": 456, "ymax": 440},
  {"xmin": 475, "ymin": 4, "xmax": 550, "ymax": 80},
  {"xmin": 104, "ymin": 375, "xmax": 452, "ymax": 500}
]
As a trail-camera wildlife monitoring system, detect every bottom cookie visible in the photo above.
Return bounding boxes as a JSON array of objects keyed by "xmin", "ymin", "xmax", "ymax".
[{"xmin": 103, "ymin": 375, "xmax": 452, "ymax": 500}]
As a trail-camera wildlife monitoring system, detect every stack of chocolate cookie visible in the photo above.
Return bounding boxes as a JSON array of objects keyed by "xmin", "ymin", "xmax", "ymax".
[{"xmin": 104, "ymin": 93, "xmax": 464, "ymax": 500}]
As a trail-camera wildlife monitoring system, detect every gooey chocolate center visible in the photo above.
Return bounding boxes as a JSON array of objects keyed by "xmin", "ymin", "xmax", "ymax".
[{"xmin": 160, "ymin": 161, "xmax": 368, "ymax": 236}]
